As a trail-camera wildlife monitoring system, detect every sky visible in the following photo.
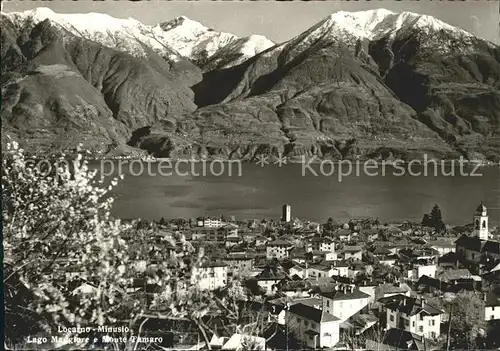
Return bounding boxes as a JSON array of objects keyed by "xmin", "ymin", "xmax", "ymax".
[{"xmin": 3, "ymin": 0, "xmax": 499, "ymax": 44}]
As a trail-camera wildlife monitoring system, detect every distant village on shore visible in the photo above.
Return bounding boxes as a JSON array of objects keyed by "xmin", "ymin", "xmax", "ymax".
[{"xmin": 57, "ymin": 202, "xmax": 500, "ymax": 350}]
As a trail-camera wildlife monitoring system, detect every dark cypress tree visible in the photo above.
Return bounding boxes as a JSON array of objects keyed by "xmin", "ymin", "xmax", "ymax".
[
  {"xmin": 348, "ymin": 220, "xmax": 355, "ymax": 231},
  {"xmin": 430, "ymin": 204, "xmax": 442, "ymax": 222},
  {"xmin": 421, "ymin": 213, "xmax": 432, "ymax": 227},
  {"xmin": 430, "ymin": 204, "xmax": 446, "ymax": 233}
]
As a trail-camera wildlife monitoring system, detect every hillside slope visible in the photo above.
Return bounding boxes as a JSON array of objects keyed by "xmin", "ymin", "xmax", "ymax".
[
  {"xmin": 141, "ymin": 9, "xmax": 499, "ymax": 161},
  {"xmin": 2, "ymin": 8, "xmax": 499, "ymax": 161},
  {"xmin": 1, "ymin": 15, "xmax": 201, "ymax": 152}
]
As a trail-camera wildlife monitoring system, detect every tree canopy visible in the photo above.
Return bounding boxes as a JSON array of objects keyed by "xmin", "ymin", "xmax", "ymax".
[{"xmin": 422, "ymin": 204, "xmax": 446, "ymax": 233}]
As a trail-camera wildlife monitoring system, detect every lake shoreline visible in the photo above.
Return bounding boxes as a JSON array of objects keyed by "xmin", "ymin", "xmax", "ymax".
[
  {"xmin": 104, "ymin": 162, "xmax": 500, "ymax": 226},
  {"xmin": 88, "ymin": 156, "xmax": 500, "ymax": 167}
]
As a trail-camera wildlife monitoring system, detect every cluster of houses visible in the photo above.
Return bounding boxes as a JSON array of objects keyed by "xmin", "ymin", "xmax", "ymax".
[{"xmin": 65, "ymin": 203, "xmax": 500, "ymax": 349}]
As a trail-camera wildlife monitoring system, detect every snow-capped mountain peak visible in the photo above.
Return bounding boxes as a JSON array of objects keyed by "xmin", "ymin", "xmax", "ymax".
[
  {"xmin": 325, "ymin": 8, "xmax": 395, "ymax": 39},
  {"xmin": 160, "ymin": 16, "xmax": 209, "ymax": 33},
  {"xmin": 234, "ymin": 35, "xmax": 275, "ymax": 57},
  {"xmin": 269, "ymin": 8, "xmax": 484, "ymax": 65},
  {"xmin": 201, "ymin": 34, "xmax": 275, "ymax": 71},
  {"xmin": 2, "ymin": 7, "xmax": 273, "ymax": 66},
  {"xmin": 8, "ymin": 7, "xmax": 142, "ymax": 32},
  {"xmin": 3, "ymin": 7, "xmax": 183, "ymax": 60},
  {"xmin": 158, "ymin": 15, "xmax": 238, "ymax": 58},
  {"xmin": 312, "ymin": 9, "xmax": 473, "ymax": 42}
]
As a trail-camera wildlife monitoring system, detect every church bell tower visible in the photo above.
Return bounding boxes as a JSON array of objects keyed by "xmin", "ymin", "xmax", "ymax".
[{"xmin": 473, "ymin": 202, "xmax": 489, "ymax": 241}]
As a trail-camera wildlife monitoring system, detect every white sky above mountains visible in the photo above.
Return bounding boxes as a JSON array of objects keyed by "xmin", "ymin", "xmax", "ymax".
[{"xmin": 3, "ymin": 0, "xmax": 499, "ymax": 44}]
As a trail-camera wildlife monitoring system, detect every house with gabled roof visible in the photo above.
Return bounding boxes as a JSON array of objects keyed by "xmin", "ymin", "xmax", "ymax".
[
  {"xmin": 306, "ymin": 263, "xmax": 338, "ymax": 279},
  {"xmin": 311, "ymin": 250, "xmax": 338, "ymax": 261},
  {"xmin": 484, "ymin": 291, "xmax": 500, "ymax": 321},
  {"xmin": 371, "ymin": 246, "xmax": 399, "ymax": 266},
  {"xmin": 341, "ymin": 246, "xmax": 363, "ymax": 261},
  {"xmin": 428, "ymin": 239, "xmax": 455, "ymax": 256},
  {"xmin": 399, "ymin": 247, "xmax": 439, "ymax": 263},
  {"xmin": 276, "ymin": 278, "xmax": 310, "ymax": 298},
  {"xmin": 436, "ymin": 268, "xmax": 473, "ymax": 283},
  {"xmin": 265, "ymin": 296, "xmax": 322, "ymax": 325},
  {"xmin": 287, "ymin": 303, "xmax": 341, "ymax": 348},
  {"xmin": 319, "ymin": 284, "xmax": 371, "ymax": 322},
  {"xmin": 254, "ymin": 235, "xmax": 268, "ymax": 246},
  {"xmin": 438, "ymin": 251, "xmax": 459, "ymax": 269},
  {"xmin": 253, "ymin": 269, "xmax": 288, "ymax": 294},
  {"xmin": 366, "ymin": 328, "xmax": 441, "ymax": 350},
  {"xmin": 266, "ymin": 239, "xmax": 293, "ymax": 260},
  {"xmin": 225, "ymin": 236, "xmax": 243, "ymax": 247},
  {"xmin": 416, "ymin": 275, "xmax": 451, "ymax": 294},
  {"xmin": 319, "ymin": 260, "xmax": 349, "ymax": 277},
  {"xmin": 191, "ymin": 261, "xmax": 228, "ymax": 291},
  {"xmin": 455, "ymin": 235, "xmax": 487, "ymax": 263},
  {"xmin": 382, "ymin": 294, "xmax": 443, "ymax": 339},
  {"xmin": 306, "ymin": 236, "xmax": 335, "ymax": 253},
  {"xmin": 372, "ymin": 246, "xmax": 392, "ymax": 257},
  {"xmin": 348, "ymin": 260, "xmax": 370, "ymax": 279},
  {"xmin": 360, "ymin": 228, "xmax": 379, "ymax": 242},
  {"xmin": 289, "ymin": 261, "xmax": 306, "ymax": 278},
  {"xmin": 289, "ymin": 247, "xmax": 308, "ymax": 263},
  {"xmin": 406, "ymin": 263, "xmax": 437, "ymax": 281},
  {"xmin": 223, "ymin": 254, "xmax": 254, "ymax": 277},
  {"xmin": 375, "ymin": 282, "xmax": 412, "ymax": 300},
  {"xmin": 379, "ymin": 254, "xmax": 399, "ymax": 267},
  {"xmin": 331, "ymin": 229, "xmax": 351, "ymax": 242}
]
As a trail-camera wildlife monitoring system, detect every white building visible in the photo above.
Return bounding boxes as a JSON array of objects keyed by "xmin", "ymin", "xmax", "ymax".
[
  {"xmin": 342, "ymin": 246, "xmax": 363, "ymax": 261},
  {"xmin": 287, "ymin": 303, "xmax": 340, "ymax": 348},
  {"xmin": 222, "ymin": 223, "xmax": 239, "ymax": 237},
  {"xmin": 359, "ymin": 285, "xmax": 377, "ymax": 305},
  {"xmin": 253, "ymin": 270, "xmax": 288, "ymax": 294},
  {"xmin": 379, "ymin": 256, "xmax": 398, "ymax": 266},
  {"xmin": 306, "ymin": 262, "xmax": 348, "ymax": 278},
  {"xmin": 312, "ymin": 251, "xmax": 338, "ymax": 261},
  {"xmin": 306, "ymin": 237, "xmax": 335, "ymax": 253},
  {"xmin": 485, "ymin": 304, "xmax": 500, "ymax": 321},
  {"xmin": 306, "ymin": 264, "xmax": 338, "ymax": 279},
  {"xmin": 290, "ymin": 262, "xmax": 306, "ymax": 278},
  {"xmin": 375, "ymin": 283, "xmax": 412, "ymax": 301},
  {"xmin": 484, "ymin": 292, "xmax": 500, "ymax": 321},
  {"xmin": 384, "ymin": 295, "xmax": 442, "ymax": 339},
  {"xmin": 436, "ymin": 269, "xmax": 473, "ymax": 283},
  {"xmin": 256, "ymin": 277, "xmax": 283, "ymax": 294},
  {"xmin": 266, "ymin": 240, "xmax": 293, "ymax": 259},
  {"xmin": 408, "ymin": 264, "xmax": 437, "ymax": 281},
  {"xmin": 332, "ymin": 229, "xmax": 351, "ymax": 242},
  {"xmin": 191, "ymin": 262, "xmax": 228, "ymax": 291},
  {"xmin": 430, "ymin": 240, "xmax": 456, "ymax": 256},
  {"xmin": 197, "ymin": 217, "xmax": 224, "ymax": 228},
  {"xmin": 320, "ymin": 285, "xmax": 371, "ymax": 322},
  {"xmin": 329, "ymin": 262, "xmax": 349, "ymax": 278}
]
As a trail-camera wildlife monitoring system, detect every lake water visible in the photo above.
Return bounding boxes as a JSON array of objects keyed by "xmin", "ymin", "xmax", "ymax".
[{"xmin": 98, "ymin": 161, "xmax": 500, "ymax": 226}]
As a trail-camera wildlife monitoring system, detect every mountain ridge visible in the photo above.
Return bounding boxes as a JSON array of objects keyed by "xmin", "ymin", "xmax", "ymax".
[
  {"xmin": 3, "ymin": 7, "xmax": 275, "ymax": 69},
  {"xmin": 2, "ymin": 8, "xmax": 499, "ymax": 161}
]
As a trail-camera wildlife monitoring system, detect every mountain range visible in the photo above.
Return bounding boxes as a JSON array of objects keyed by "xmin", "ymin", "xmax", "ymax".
[{"xmin": 1, "ymin": 7, "xmax": 499, "ymax": 161}]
